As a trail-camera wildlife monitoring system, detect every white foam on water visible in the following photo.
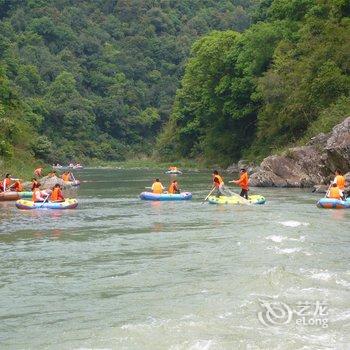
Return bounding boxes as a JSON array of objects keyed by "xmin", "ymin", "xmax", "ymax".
[
  {"xmin": 189, "ymin": 340, "xmax": 214, "ymax": 350},
  {"xmin": 303, "ymin": 251, "xmax": 313, "ymax": 256},
  {"xmin": 266, "ymin": 235, "xmax": 285, "ymax": 242},
  {"xmin": 311, "ymin": 272, "xmax": 333, "ymax": 281},
  {"xmin": 276, "ymin": 247, "xmax": 302, "ymax": 254},
  {"xmin": 170, "ymin": 340, "xmax": 215, "ymax": 350},
  {"xmin": 278, "ymin": 221, "xmax": 309, "ymax": 227},
  {"xmin": 331, "ymin": 309, "xmax": 350, "ymax": 322},
  {"xmin": 180, "ymin": 314, "xmax": 196, "ymax": 320},
  {"xmin": 217, "ymin": 311, "xmax": 232, "ymax": 319},
  {"xmin": 336, "ymin": 278, "xmax": 350, "ymax": 287},
  {"xmin": 290, "ymin": 235, "xmax": 306, "ymax": 242}
]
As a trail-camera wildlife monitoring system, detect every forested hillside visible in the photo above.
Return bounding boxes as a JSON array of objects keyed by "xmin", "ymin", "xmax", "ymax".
[
  {"xmin": 157, "ymin": 0, "xmax": 350, "ymax": 166},
  {"xmin": 0, "ymin": 0, "xmax": 257, "ymax": 166}
]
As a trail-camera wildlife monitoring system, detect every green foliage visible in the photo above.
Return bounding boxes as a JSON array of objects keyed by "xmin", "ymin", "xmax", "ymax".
[
  {"xmin": 159, "ymin": 0, "xmax": 350, "ymax": 165},
  {"xmin": 0, "ymin": 0, "xmax": 257, "ymax": 166},
  {"xmin": 251, "ymin": 1, "xmax": 350, "ymax": 157},
  {"xmin": 0, "ymin": 62, "xmax": 35, "ymax": 170}
]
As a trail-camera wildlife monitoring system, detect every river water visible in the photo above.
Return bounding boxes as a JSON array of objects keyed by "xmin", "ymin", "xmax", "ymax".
[{"xmin": 0, "ymin": 169, "xmax": 349, "ymax": 349}]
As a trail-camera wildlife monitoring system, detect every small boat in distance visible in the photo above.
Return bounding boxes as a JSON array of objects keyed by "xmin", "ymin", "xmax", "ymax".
[{"xmin": 165, "ymin": 166, "xmax": 182, "ymax": 175}]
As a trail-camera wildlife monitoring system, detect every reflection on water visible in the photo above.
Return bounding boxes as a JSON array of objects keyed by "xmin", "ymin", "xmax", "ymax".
[{"xmin": 0, "ymin": 169, "xmax": 349, "ymax": 349}]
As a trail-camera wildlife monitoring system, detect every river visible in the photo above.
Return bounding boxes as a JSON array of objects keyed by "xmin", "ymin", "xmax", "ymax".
[{"xmin": 0, "ymin": 169, "xmax": 349, "ymax": 349}]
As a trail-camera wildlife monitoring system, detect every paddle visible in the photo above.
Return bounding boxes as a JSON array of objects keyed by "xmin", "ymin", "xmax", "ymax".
[
  {"xmin": 70, "ymin": 172, "xmax": 76, "ymax": 182},
  {"xmin": 227, "ymin": 182, "xmax": 251, "ymax": 205},
  {"xmin": 39, "ymin": 194, "xmax": 50, "ymax": 208},
  {"xmin": 325, "ymin": 183, "xmax": 332, "ymax": 198},
  {"xmin": 202, "ymin": 186, "xmax": 216, "ymax": 204}
]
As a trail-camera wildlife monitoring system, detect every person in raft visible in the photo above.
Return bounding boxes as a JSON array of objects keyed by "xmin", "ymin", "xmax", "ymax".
[
  {"xmin": 327, "ymin": 183, "xmax": 343, "ymax": 200},
  {"xmin": 31, "ymin": 178, "xmax": 40, "ymax": 191},
  {"xmin": 34, "ymin": 167, "xmax": 43, "ymax": 177},
  {"xmin": 333, "ymin": 169, "xmax": 346, "ymax": 199},
  {"xmin": 61, "ymin": 171, "xmax": 72, "ymax": 182},
  {"xmin": 212, "ymin": 170, "xmax": 224, "ymax": 196},
  {"xmin": 47, "ymin": 170, "xmax": 57, "ymax": 178},
  {"xmin": 1, "ymin": 174, "xmax": 12, "ymax": 192},
  {"xmin": 168, "ymin": 180, "xmax": 180, "ymax": 194},
  {"xmin": 51, "ymin": 184, "xmax": 64, "ymax": 202},
  {"xmin": 12, "ymin": 179, "xmax": 23, "ymax": 192},
  {"xmin": 152, "ymin": 178, "xmax": 164, "ymax": 194},
  {"xmin": 32, "ymin": 183, "xmax": 46, "ymax": 202},
  {"xmin": 230, "ymin": 168, "xmax": 249, "ymax": 199}
]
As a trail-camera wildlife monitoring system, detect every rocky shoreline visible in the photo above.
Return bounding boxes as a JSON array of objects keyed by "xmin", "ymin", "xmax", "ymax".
[{"xmin": 228, "ymin": 117, "xmax": 350, "ymax": 192}]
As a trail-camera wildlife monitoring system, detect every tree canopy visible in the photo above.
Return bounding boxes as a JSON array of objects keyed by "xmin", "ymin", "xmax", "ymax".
[
  {"xmin": 0, "ymin": 0, "xmax": 257, "ymax": 165},
  {"xmin": 158, "ymin": 0, "xmax": 350, "ymax": 165}
]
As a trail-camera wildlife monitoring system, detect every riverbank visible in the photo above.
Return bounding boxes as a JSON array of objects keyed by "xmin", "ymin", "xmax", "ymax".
[
  {"xmin": 0, "ymin": 153, "xmax": 40, "ymax": 180},
  {"xmin": 247, "ymin": 117, "xmax": 350, "ymax": 188},
  {"xmin": 84, "ymin": 158, "xmax": 208, "ymax": 171}
]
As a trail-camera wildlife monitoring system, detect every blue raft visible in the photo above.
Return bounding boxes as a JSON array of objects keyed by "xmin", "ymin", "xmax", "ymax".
[
  {"xmin": 140, "ymin": 191, "xmax": 192, "ymax": 201},
  {"xmin": 317, "ymin": 197, "xmax": 350, "ymax": 209}
]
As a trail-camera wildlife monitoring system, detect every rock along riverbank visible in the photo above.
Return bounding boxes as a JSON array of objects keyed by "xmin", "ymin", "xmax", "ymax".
[{"xmin": 230, "ymin": 117, "xmax": 350, "ymax": 191}]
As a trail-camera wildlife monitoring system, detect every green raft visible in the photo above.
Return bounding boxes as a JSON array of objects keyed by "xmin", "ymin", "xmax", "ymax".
[
  {"xmin": 0, "ymin": 191, "xmax": 32, "ymax": 201},
  {"xmin": 208, "ymin": 194, "xmax": 266, "ymax": 205}
]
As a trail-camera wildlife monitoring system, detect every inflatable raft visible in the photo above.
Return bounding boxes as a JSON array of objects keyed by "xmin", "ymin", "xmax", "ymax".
[
  {"xmin": 165, "ymin": 170, "xmax": 182, "ymax": 175},
  {"xmin": 208, "ymin": 194, "xmax": 266, "ymax": 205},
  {"xmin": 0, "ymin": 191, "xmax": 32, "ymax": 201},
  {"xmin": 317, "ymin": 197, "xmax": 350, "ymax": 209},
  {"xmin": 65, "ymin": 180, "xmax": 80, "ymax": 187},
  {"xmin": 140, "ymin": 192, "xmax": 192, "ymax": 201},
  {"xmin": 15, "ymin": 198, "xmax": 78, "ymax": 210}
]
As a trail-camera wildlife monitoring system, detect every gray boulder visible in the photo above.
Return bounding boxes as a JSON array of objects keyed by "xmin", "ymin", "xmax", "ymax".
[{"xmin": 250, "ymin": 117, "xmax": 350, "ymax": 188}]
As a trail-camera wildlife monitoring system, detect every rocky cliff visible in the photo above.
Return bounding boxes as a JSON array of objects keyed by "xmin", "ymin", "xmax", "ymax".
[{"xmin": 249, "ymin": 117, "xmax": 350, "ymax": 189}]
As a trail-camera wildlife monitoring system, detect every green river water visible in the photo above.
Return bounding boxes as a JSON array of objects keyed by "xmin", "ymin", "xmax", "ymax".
[{"xmin": 0, "ymin": 169, "xmax": 349, "ymax": 349}]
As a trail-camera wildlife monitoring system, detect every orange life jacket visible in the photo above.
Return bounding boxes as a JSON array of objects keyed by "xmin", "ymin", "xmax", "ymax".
[
  {"xmin": 335, "ymin": 175, "xmax": 345, "ymax": 190},
  {"xmin": 13, "ymin": 181, "xmax": 23, "ymax": 192},
  {"xmin": 168, "ymin": 183, "xmax": 178, "ymax": 194},
  {"xmin": 62, "ymin": 173, "xmax": 70, "ymax": 182},
  {"xmin": 152, "ymin": 182, "xmax": 163, "ymax": 194},
  {"xmin": 213, "ymin": 175, "xmax": 224, "ymax": 188},
  {"xmin": 328, "ymin": 186, "xmax": 341, "ymax": 199},
  {"xmin": 237, "ymin": 172, "xmax": 249, "ymax": 190},
  {"xmin": 51, "ymin": 188, "xmax": 64, "ymax": 201}
]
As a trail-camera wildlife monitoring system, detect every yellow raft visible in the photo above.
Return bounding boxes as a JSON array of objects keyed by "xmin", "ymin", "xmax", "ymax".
[{"xmin": 208, "ymin": 194, "xmax": 266, "ymax": 205}]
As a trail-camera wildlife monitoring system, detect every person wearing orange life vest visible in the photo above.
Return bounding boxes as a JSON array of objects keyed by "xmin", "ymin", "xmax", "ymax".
[
  {"xmin": 12, "ymin": 180, "xmax": 23, "ymax": 192},
  {"xmin": 230, "ymin": 168, "xmax": 249, "ymax": 199},
  {"xmin": 152, "ymin": 178, "xmax": 164, "ymax": 194},
  {"xmin": 212, "ymin": 170, "xmax": 224, "ymax": 196},
  {"xmin": 168, "ymin": 180, "xmax": 180, "ymax": 194},
  {"xmin": 32, "ymin": 183, "xmax": 46, "ymax": 202},
  {"xmin": 51, "ymin": 184, "xmax": 65, "ymax": 202},
  {"xmin": 2, "ymin": 174, "xmax": 12, "ymax": 192},
  {"xmin": 333, "ymin": 169, "xmax": 346, "ymax": 199},
  {"xmin": 61, "ymin": 171, "xmax": 71, "ymax": 182},
  {"xmin": 327, "ymin": 183, "xmax": 342, "ymax": 200}
]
